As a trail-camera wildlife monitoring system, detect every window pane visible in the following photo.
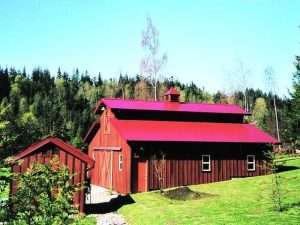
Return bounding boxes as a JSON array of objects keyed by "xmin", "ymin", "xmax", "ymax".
[
  {"xmin": 248, "ymin": 156, "xmax": 254, "ymax": 162},
  {"xmin": 248, "ymin": 163, "xmax": 254, "ymax": 170},
  {"xmin": 203, "ymin": 156, "xmax": 210, "ymax": 162},
  {"xmin": 203, "ymin": 163, "xmax": 210, "ymax": 170}
]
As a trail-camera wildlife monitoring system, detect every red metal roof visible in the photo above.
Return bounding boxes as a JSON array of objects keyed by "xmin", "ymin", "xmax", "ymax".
[
  {"xmin": 95, "ymin": 98, "xmax": 250, "ymax": 115},
  {"xmin": 111, "ymin": 119, "xmax": 279, "ymax": 144},
  {"xmin": 164, "ymin": 87, "xmax": 180, "ymax": 96},
  {"xmin": 14, "ymin": 137, "xmax": 94, "ymax": 167}
]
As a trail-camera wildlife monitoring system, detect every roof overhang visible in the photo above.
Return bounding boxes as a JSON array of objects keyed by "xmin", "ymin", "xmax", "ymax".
[{"xmin": 83, "ymin": 121, "xmax": 100, "ymax": 144}]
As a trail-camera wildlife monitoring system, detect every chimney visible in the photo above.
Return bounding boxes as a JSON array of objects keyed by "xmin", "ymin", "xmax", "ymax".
[{"xmin": 164, "ymin": 87, "xmax": 180, "ymax": 102}]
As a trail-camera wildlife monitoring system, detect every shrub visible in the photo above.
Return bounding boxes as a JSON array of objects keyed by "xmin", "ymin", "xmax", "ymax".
[{"xmin": 8, "ymin": 157, "xmax": 82, "ymax": 225}]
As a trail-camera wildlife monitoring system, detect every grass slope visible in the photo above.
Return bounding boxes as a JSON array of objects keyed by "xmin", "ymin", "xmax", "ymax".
[{"xmin": 119, "ymin": 158, "xmax": 300, "ymax": 225}]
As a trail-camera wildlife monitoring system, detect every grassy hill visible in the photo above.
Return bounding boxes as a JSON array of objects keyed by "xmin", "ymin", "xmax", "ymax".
[{"xmin": 119, "ymin": 157, "xmax": 300, "ymax": 225}]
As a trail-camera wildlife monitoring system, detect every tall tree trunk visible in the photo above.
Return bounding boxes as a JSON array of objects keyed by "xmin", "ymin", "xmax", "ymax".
[
  {"xmin": 154, "ymin": 82, "xmax": 157, "ymax": 101},
  {"xmin": 273, "ymin": 96, "xmax": 280, "ymax": 142}
]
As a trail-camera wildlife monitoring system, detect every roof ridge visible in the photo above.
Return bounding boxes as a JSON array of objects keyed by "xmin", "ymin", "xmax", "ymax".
[{"xmin": 102, "ymin": 98, "xmax": 241, "ymax": 107}]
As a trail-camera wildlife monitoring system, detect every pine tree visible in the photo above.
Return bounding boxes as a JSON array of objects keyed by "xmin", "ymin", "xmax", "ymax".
[{"xmin": 288, "ymin": 56, "xmax": 300, "ymax": 147}]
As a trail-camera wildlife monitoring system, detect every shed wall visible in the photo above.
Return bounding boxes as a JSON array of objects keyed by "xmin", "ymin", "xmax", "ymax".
[{"xmin": 11, "ymin": 144, "xmax": 87, "ymax": 212}]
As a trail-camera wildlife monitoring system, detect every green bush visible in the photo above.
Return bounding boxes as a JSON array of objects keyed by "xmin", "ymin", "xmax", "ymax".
[{"xmin": 7, "ymin": 157, "xmax": 84, "ymax": 225}]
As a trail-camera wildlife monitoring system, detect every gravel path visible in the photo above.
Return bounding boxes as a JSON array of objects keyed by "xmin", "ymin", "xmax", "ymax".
[
  {"xmin": 86, "ymin": 185, "xmax": 130, "ymax": 225},
  {"xmin": 93, "ymin": 212, "xmax": 129, "ymax": 225}
]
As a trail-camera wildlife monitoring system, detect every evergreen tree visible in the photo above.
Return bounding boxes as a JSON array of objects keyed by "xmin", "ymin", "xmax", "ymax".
[{"xmin": 288, "ymin": 56, "xmax": 300, "ymax": 147}]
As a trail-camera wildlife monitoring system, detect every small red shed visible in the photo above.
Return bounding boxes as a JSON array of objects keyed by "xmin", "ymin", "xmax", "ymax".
[
  {"xmin": 11, "ymin": 137, "xmax": 94, "ymax": 212},
  {"xmin": 84, "ymin": 88, "xmax": 279, "ymax": 194}
]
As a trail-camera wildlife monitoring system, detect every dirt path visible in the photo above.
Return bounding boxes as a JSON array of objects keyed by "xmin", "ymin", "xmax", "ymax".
[
  {"xmin": 86, "ymin": 185, "xmax": 131, "ymax": 225},
  {"xmin": 93, "ymin": 212, "xmax": 128, "ymax": 225}
]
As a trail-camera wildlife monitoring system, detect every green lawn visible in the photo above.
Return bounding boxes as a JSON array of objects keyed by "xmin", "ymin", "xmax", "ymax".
[{"xmin": 119, "ymin": 158, "xmax": 300, "ymax": 225}]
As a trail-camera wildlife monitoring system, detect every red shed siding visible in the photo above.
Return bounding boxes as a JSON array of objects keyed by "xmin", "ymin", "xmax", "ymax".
[
  {"xmin": 88, "ymin": 108, "xmax": 132, "ymax": 194},
  {"xmin": 11, "ymin": 143, "xmax": 90, "ymax": 213}
]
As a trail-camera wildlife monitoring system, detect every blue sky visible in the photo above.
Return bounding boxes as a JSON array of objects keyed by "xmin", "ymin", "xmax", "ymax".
[{"xmin": 0, "ymin": 1, "xmax": 299, "ymax": 97}]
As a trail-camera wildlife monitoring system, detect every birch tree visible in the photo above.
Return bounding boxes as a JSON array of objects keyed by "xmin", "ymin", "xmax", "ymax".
[
  {"xmin": 264, "ymin": 67, "xmax": 280, "ymax": 142},
  {"xmin": 140, "ymin": 16, "xmax": 167, "ymax": 101},
  {"xmin": 225, "ymin": 60, "xmax": 251, "ymax": 111}
]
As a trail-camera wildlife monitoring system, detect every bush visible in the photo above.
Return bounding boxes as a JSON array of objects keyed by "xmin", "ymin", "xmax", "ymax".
[{"xmin": 7, "ymin": 157, "xmax": 83, "ymax": 225}]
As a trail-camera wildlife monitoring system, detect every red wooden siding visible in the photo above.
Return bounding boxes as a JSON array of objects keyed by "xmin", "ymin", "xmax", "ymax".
[
  {"xmin": 11, "ymin": 140, "xmax": 93, "ymax": 213},
  {"xmin": 132, "ymin": 142, "xmax": 269, "ymax": 191},
  {"xmin": 131, "ymin": 158, "xmax": 148, "ymax": 192},
  {"xmin": 88, "ymin": 108, "xmax": 132, "ymax": 194}
]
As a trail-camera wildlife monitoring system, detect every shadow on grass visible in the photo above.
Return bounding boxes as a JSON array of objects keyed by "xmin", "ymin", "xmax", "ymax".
[
  {"xmin": 85, "ymin": 195, "xmax": 135, "ymax": 214},
  {"xmin": 277, "ymin": 165, "xmax": 300, "ymax": 173},
  {"xmin": 281, "ymin": 201, "xmax": 300, "ymax": 212}
]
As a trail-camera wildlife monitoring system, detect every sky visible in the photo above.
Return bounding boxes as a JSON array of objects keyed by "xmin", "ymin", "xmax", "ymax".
[{"xmin": 0, "ymin": 1, "xmax": 300, "ymax": 97}]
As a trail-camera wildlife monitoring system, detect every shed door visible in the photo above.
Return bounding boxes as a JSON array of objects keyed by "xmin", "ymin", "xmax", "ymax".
[{"xmin": 132, "ymin": 158, "xmax": 148, "ymax": 193}]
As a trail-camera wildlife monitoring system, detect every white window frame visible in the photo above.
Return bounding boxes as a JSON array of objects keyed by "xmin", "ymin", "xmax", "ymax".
[
  {"xmin": 118, "ymin": 154, "xmax": 123, "ymax": 171},
  {"xmin": 202, "ymin": 155, "xmax": 211, "ymax": 172},
  {"xmin": 247, "ymin": 155, "xmax": 256, "ymax": 171}
]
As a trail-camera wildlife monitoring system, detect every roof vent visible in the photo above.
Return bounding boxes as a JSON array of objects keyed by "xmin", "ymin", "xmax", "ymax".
[{"xmin": 164, "ymin": 87, "xmax": 180, "ymax": 102}]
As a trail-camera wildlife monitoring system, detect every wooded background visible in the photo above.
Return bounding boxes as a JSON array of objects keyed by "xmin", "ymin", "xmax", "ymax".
[{"xmin": 0, "ymin": 59, "xmax": 299, "ymax": 159}]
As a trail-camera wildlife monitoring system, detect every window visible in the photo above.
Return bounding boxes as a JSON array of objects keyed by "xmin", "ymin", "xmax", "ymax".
[
  {"xmin": 202, "ymin": 155, "xmax": 211, "ymax": 171},
  {"xmin": 119, "ymin": 154, "xmax": 123, "ymax": 171},
  {"xmin": 247, "ymin": 155, "xmax": 255, "ymax": 171}
]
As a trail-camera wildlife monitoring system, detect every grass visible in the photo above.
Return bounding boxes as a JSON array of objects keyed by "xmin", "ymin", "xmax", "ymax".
[
  {"xmin": 119, "ymin": 158, "xmax": 300, "ymax": 225},
  {"xmin": 75, "ymin": 216, "xmax": 97, "ymax": 225}
]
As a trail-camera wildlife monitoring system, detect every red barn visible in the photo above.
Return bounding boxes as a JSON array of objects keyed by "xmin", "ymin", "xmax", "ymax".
[
  {"xmin": 84, "ymin": 88, "xmax": 279, "ymax": 194},
  {"xmin": 11, "ymin": 137, "xmax": 94, "ymax": 212}
]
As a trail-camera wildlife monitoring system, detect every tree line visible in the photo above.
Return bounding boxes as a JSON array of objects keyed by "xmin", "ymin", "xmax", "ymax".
[{"xmin": 0, "ymin": 62, "xmax": 299, "ymax": 159}]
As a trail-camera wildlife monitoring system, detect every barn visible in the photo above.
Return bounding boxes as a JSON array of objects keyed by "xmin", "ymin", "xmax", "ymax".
[
  {"xmin": 11, "ymin": 136, "xmax": 94, "ymax": 212},
  {"xmin": 84, "ymin": 88, "xmax": 279, "ymax": 194}
]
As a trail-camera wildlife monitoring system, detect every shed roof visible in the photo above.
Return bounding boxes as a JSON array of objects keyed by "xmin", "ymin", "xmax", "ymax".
[
  {"xmin": 95, "ymin": 98, "xmax": 250, "ymax": 115},
  {"xmin": 111, "ymin": 119, "xmax": 279, "ymax": 144},
  {"xmin": 14, "ymin": 137, "xmax": 94, "ymax": 167}
]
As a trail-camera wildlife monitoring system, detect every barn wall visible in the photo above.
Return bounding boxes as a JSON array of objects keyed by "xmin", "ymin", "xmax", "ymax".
[
  {"xmin": 132, "ymin": 142, "xmax": 269, "ymax": 191},
  {"xmin": 88, "ymin": 108, "xmax": 132, "ymax": 194},
  {"xmin": 11, "ymin": 144, "xmax": 87, "ymax": 212}
]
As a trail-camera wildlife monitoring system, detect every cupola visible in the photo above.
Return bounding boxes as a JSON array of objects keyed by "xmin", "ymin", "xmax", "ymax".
[{"xmin": 164, "ymin": 87, "xmax": 180, "ymax": 102}]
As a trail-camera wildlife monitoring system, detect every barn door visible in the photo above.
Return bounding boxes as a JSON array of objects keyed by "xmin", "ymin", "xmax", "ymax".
[
  {"xmin": 97, "ymin": 150, "xmax": 113, "ymax": 190},
  {"xmin": 132, "ymin": 158, "xmax": 148, "ymax": 193}
]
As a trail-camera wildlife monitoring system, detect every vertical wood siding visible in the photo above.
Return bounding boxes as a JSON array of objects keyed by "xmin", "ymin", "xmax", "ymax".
[
  {"xmin": 11, "ymin": 145, "xmax": 87, "ymax": 213},
  {"xmin": 136, "ymin": 142, "xmax": 269, "ymax": 191},
  {"xmin": 88, "ymin": 108, "xmax": 132, "ymax": 194}
]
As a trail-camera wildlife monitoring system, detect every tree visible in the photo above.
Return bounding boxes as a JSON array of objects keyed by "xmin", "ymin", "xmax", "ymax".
[
  {"xmin": 250, "ymin": 97, "xmax": 269, "ymax": 131},
  {"xmin": 0, "ymin": 68, "xmax": 10, "ymax": 100},
  {"xmin": 151, "ymin": 151, "xmax": 166, "ymax": 193},
  {"xmin": 265, "ymin": 67, "xmax": 280, "ymax": 142},
  {"xmin": 0, "ymin": 102, "xmax": 17, "ymax": 158},
  {"xmin": 226, "ymin": 60, "xmax": 251, "ymax": 111},
  {"xmin": 288, "ymin": 56, "xmax": 300, "ymax": 148},
  {"xmin": 140, "ymin": 16, "xmax": 167, "ymax": 101}
]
